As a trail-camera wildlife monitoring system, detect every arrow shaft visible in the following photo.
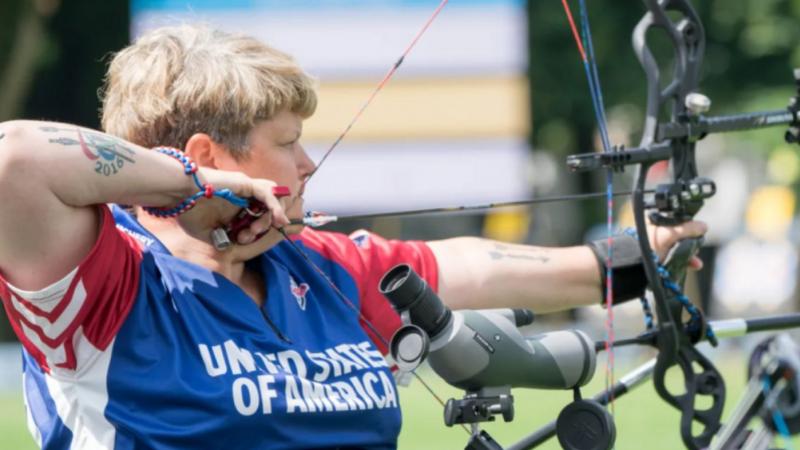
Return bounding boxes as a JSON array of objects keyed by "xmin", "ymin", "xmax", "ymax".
[{"xmin": 294, "ymin": 189, "xmax": 653, "ymax": 226}]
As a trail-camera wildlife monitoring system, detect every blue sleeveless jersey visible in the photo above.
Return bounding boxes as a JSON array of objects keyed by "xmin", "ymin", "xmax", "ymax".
[{"xmin": 0, "ymin": 205, "xmax": 439, "ymax": 449}]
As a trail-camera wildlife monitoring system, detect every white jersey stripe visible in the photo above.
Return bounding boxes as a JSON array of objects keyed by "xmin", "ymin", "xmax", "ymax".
[
  {"xmin": 6, "ymin": 267, "xmax": 77, "ymax": 313},
  {"xmin": 9, "ymin": 280, "xmax": 87, "ymax": 342},
  {"xmin": 20, "ymin": 323, "xmax": 68, "ymax": 367}
]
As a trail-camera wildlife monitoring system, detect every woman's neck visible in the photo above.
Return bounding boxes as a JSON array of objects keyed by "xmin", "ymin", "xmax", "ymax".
[{"xmin": 137, "ymin": 213, "xmax": 279, "ymax": 299}]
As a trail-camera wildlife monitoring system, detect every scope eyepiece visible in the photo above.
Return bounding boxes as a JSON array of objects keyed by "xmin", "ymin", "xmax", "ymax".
[{"xmin": 379, "ymin": 264, "xmax": 452, "ymax": 338}]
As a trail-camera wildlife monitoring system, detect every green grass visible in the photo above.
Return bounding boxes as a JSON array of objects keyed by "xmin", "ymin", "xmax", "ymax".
[
  {"xmin": 398, "ymin": 354, "xmax": 800, "ymax": 450},
  {"xmin": 1, "ymin": 354, "xmax": 797, "ymax": 449},
  {"xmin": 0, "ymin": 393, "xmax": 35, "ymax": 450},
  {"xmin": 399, "ymin": 361, "xmax": 682, "ymax": 450}
]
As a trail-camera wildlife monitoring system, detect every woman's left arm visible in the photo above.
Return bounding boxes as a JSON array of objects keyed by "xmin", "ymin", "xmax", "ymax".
[
  {"xmin": 427, "ymin": 238, "xmax": 600, "ymax": 313},
  {"xmin": 427, "ymin": 220, "xmax": 707, "ymax": 313}
]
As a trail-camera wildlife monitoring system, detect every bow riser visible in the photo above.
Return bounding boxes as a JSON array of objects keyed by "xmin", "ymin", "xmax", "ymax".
[{"xmin": 634, "ymin": 2, "xmax": 723, "ymax": 447}]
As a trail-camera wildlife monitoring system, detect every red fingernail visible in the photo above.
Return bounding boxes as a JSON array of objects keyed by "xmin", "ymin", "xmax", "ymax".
[{"xmin": 272, "ymin": 186, "xmax": 291, "ymax": 197}]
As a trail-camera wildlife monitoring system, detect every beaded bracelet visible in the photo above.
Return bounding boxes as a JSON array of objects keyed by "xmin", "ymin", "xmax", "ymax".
[{"xmin": 142, "ymin": 147, "xmax": 249, "ymax": 218}]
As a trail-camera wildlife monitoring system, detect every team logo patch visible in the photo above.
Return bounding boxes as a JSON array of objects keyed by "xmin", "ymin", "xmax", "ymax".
[
  {"xmin": 350, "ymin": 231, "xmax": 371, "ymax": 248},
  {"xmin": 290, "ymin": 276, "xmax": 311, "ymax": 310}
]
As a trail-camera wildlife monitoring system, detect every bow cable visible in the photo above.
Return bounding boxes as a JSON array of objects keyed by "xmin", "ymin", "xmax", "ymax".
[{"xmin": 560, "ymin": 0, "xmax": 618, "ymax": 412}]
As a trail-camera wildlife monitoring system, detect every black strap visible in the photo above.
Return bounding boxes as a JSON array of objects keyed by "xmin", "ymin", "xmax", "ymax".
[{"xmin": 587, "ymin": 234, "xmax": 647, "ymax": 306}]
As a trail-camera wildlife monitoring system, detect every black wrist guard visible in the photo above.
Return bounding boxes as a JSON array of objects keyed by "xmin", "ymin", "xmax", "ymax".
[{"xmin": 587, "ymin": 234, "xmax": 647, "ymax": 306}]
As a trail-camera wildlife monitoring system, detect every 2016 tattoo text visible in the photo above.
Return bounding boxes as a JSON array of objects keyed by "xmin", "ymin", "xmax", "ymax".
[{"xmin": 40, "ymin": 126, "xmax": 136, "ymax": 176}]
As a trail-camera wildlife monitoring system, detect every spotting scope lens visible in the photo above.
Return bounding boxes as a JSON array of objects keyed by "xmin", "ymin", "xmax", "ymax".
[{"xmin": 379, "ymin": 264, "xmax": 452, "ymax": 338}]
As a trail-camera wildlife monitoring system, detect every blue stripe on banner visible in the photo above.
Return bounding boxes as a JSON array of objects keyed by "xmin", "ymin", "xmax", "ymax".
[
  {"xmin": 22, "ymin": 350, "xmax": 74, "ymax": 450},
  {"xmin": 132, "ymin": 0, "xmax": 525, "ymax": 14}
]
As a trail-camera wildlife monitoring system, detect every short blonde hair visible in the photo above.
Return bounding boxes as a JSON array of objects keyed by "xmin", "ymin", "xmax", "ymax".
[{"xmin": 101, "ymin": 24, "xmax": 317, "ymax": 158}]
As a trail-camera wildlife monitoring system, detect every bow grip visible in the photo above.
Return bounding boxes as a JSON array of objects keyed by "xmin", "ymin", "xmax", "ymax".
[{"xmin": 662, "ymin": 236, "xmax": 704, "ymax": 287}]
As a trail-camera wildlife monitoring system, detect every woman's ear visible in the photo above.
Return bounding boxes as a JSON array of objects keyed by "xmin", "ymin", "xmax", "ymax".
[{"xmin": 183, "ymin": 133, "xmax": 236, "ymax": 169}]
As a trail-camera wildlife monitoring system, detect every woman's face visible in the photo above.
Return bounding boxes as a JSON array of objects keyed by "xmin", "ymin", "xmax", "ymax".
[{"xmin": 236, "ymin": 109, "xmax": 316, "ymax": 223}]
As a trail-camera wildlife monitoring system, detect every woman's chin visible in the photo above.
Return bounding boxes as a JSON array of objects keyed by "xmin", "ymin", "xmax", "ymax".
[{"xmin": 231, "ymin": 229, "xmax": 284, "ymax": 258}]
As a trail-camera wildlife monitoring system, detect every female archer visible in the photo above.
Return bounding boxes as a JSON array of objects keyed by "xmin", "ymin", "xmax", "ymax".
[{"xmin": 0, "ymin": 25, "xmax": 705, "ymax": 449}]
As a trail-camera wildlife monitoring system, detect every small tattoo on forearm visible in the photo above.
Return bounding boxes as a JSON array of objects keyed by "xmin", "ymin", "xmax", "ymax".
[
  {"xmin": 0, "ymin": 132, "xmax": 5, "ymax": 141},
  {"xmin": 40, "ymin": 126, "xmax": 136, "ymax": 176},
  {"xmin": 488, "ymin": 250, "xmax": 550, "ymax": 263},
  {"xmin": 489, "ymin": 244, "xmax": 550, "ymax": 262}
]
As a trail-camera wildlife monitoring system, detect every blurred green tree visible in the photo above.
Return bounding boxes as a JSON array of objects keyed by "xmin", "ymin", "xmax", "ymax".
[
  {"xmin": 527, "ymin": 0, "xmax": 800, "ymax": 239},
  {"xmin": 0, "ymin": 0, "xmax": 129, "ymax": 342}
]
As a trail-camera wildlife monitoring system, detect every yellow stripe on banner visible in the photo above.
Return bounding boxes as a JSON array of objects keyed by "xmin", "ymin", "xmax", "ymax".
[
  {"xmin": 303, "ymin": 75, "xmax": 530, "ymax": 141},
  {"xmin": 483, "ymin": 208, "xmax": 530, "ymax": 243}
]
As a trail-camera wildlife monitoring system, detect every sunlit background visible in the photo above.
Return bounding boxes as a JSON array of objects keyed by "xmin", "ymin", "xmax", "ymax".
[
  {"xmin": 131, "ymin": 0, "xmax": 532, "ymax": 215},
  {"xmin": 2, "ymin": 0, "xmax": 800, "ymax": 449}
]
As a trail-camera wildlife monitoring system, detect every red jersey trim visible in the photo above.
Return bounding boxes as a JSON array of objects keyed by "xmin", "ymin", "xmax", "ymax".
[
  {"xmin": 0, "ymin": 205, "xmax": 143, "ymax": 372},
  {"xmin": 296, "ymin": 228, "xmax": 439, "ymax": 354}
]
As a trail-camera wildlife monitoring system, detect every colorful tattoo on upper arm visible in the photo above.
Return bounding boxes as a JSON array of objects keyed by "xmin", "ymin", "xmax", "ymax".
[
  {"xmin": 488, "ymin": 243, "xmax": 551, "ymax": 263},
  {"xmin": 40, "ymin": 126, "xmax": 136, "ymax": 176}
]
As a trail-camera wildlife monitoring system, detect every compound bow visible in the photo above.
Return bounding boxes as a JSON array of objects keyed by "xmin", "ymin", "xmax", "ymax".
[{"xmin": 564, "ymin": 1, "xmax": 800, "ymax": 448}]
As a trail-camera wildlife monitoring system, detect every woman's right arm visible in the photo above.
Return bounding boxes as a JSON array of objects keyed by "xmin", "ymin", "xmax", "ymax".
[{"xmin": 0, "ymin": 120, "xmax": 284, "ymax": 290}]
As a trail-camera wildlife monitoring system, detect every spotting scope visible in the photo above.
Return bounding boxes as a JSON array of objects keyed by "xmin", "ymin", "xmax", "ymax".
[{"xmin": 379, "ymin": 264, "xmax": 597, "ymax": 391}]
